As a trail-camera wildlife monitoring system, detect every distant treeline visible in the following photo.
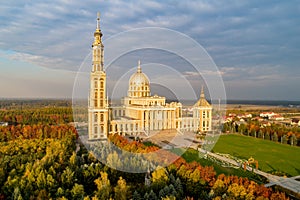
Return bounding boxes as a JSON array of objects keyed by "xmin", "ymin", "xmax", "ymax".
[
  {"xmin": 226, "ymin": 99, "xmax": 300, "ymax": 107},
  {"xmin": 2, "ymin": 98, "xmax": 299, "ymax": 108},
  {"xmin": 0, "ymin": 107, "xmax": 73, "ymax": 125},
  {"xmin": 0, "ymin": 99, "xmax": 72, "ymax": 110}
]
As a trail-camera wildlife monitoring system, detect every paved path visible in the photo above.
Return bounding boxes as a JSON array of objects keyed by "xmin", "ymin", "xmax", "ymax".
[
  {"xmin": 142, "ymin": 129, "xmax": 201, "ymax": 149},
  {"xmin": 206, "ymin": 151, "xmax": 300, "ymax": 195}
]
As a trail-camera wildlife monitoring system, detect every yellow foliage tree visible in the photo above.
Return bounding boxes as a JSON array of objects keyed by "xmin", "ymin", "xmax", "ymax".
[
  {"xmin": 151, "ymin": 166, "xmax": 169, "ymax": 183},
  {"xmin": 227, "ymin": 183, "xmax": 247, "ymax": 199},
  {"xmin": 114, "ymin": 177, "xmax": 129, "ymax": 200},
  {"xmin": 94, "ymin": 172, "xmax": 111, "ymax": 200}
]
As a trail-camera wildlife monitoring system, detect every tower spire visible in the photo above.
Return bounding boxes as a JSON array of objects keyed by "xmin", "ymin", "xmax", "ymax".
[
  {"xmin": 137, "ymin": 60, "xmax": 141, "ymax": 73},
  {"xmin": 96, "ymin": 12, "xmax": 100, "ymax": 30},
  {"xmin": 93, "ymin": 12, "xmax": 102, "ymax": 47},
  {"xmin": 200, "ymin": 85, "xmax": 205, "ymax": 99}
]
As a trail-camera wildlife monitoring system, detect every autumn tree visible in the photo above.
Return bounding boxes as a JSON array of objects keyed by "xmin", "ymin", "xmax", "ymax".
[
  {"xmin": 71, "ymin": 184, "xmax": 85, "ymax": 199},
  {"xmin": 152, "ymin": 167, "xmax": 168, "ymax": 183},
  {"xmin": 94, "ymin": 172, "xmax": 111, "ymax": 200},
  {"xmin": 114, "ymin": 177, "xmax": 129, "ymax": 200}
]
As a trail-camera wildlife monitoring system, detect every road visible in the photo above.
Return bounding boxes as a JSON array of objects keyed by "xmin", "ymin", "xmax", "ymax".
[{"xmin": 206, "ymin": 151, "xmax": 300, "ymax": 195}]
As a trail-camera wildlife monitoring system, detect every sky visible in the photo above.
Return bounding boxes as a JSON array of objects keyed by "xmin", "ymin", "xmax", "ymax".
[{"xmin": 0, "ymin": 0, "xmax": 300, "ymax": 100}]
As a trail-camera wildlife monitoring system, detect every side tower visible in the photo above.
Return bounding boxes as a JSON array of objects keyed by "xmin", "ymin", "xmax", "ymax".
[
  {"xmin": 193, "ymin": 86, "xmax": 212, "ymax": 133},
  {"xmin": 88, "ymin": 12, "xmax": 108, "ymax": 140}
]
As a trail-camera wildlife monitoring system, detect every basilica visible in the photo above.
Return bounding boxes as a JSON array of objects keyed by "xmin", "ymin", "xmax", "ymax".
[{"xmin": 88, "ymin": 13, "xmax": 212, "ymax": 140}]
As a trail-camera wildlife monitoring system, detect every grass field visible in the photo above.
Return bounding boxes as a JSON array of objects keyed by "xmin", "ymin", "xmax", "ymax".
[{"xmin": 213, "ymin": 134, "xmax": 300, "ymax": 176}]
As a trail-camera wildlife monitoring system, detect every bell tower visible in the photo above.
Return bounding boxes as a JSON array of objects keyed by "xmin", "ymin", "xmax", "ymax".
[{"xmin": 88, "ymin": 12, "xmax": 108, "ymax": 140}]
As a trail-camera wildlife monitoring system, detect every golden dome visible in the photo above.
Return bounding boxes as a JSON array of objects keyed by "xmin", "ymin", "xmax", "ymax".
[{"xmin": 128, "ymin": 61, "xmax": 150, "ymax": 97}]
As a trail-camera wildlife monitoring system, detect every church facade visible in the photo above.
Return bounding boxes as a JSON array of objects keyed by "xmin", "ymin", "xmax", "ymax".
[{"xmin": 88, "ymin": 13, "xmax": 212, "ymax": 140}]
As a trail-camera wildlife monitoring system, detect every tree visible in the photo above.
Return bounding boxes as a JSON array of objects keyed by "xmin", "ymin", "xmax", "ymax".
[
  {"xmin": 71, "ymin": 183, "xmax": 85, "ymax": 199},
  {"xmin": 212, "ymin": 179, "xmax": 226, "ymax": 197},
  {"xmin": 144, "ymin": 192, "xmax": 149, "ymax": 200},
  {"xmin": 168, "ymin": 184, "xmax": 177, "ymax": 197},
  {"xmin": 61, "ymin": 167, "xmax": 74, "ymax": 188},
  {"xmin": 13, "ymin": 187, "xmax": 23, "ymax": 200},
  {"xmin": 94, "ymin": 172, "xmax": 111, "ymax": 200},
  {"xmin": 281, "ymin": 135, "xmax": 288, "ymax": 144},
  {"xmin": 227, "ymin": 183, "xmax": 247, "ymax": 199},
  {"xmin": 37, "ymin": 189, "xmax": 49, "ymax": 200},
  {"xmin": 258, "ymin": 130, "xmax": 263, "ymax": 139},
  {"xmin": 148, "ymin": 190, "xmax": 158, "ymax": 200},
  {"xmin": 238, "ymin": 123, "xmax": 246, "ymax": 135},
  {"xmin": 56, "ymin": 187, "xmax": 64, "ymax": 198},
  {"xmin": 169, "ymin": 173, "xmax": 176, "ymax": 185},
  {"xmin": 46, "ymin": 174, "xmax": 57, "ymax": 193},
  {"xmin": 174, "ymin": 178, "xmax": 183, "ymax": 199},
  {"xmin": 152, "ymin": 167, "xmax": 168, "ymax": 183},
  {"xmin": 158, "ymin": 188, "xmax": 166, "ymax": 199},
  {"xmin": 265, "ymin": 132, "xmax": 270, "ymax": 140},
  {"xmin": 114, "ymin": 177, "xmax": 129, "ymax": 200},
  {"xmin": 290, "ymin": 134, "xmax": 297, "ymax": 146},
  {"xmin": 36, "ymin": 170, "xmax": 47, "ymax": 189},
  {"xmin": 69, "ymin": 151, "xmax": 78, "ymax": 168},
  {"xmin": 132, "ymin": 191, "xmax": 142, "ymax": 200},
  {"xmin": 272, "ymin": 132, "xmax": 278, "ymax": 142},
  {"xmin": 162, "ymin": 196, "xmax": 176, "ymax": 200}
]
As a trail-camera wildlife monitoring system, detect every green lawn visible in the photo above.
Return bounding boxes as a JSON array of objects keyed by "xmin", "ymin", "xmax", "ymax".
[{"xmin": 213, "ymin": 134, "xmax": 300, "ymax": 176}]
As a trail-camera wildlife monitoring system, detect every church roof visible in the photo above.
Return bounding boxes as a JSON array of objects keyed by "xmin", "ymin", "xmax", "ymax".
[
  {"xmin": 194, "ymin": 86, "xmax": 211, "ymax": 107},
  {"xmin": 195, "ymin": 98, "xmax": 211, "ymax": 107}
]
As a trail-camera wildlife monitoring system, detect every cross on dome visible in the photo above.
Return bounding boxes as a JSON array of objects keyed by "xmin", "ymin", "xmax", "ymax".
[
  {"xmin": 96, "ymin": 12, "xmax": 100, "ymax": 30},
  {"xmin": 137, "ymin": 60, "xmax": 141, "ymax": 73}
]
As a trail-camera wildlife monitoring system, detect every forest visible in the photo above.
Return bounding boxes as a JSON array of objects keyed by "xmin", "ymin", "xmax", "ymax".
[{"xmin": 0, "ymin": 100, "xmax": 291, "ymax": 199}]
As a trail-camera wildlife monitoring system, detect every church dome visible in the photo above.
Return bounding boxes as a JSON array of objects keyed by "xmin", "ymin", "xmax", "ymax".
[{"xmin": 128, "ymin": 61, "xmax": 151, "ymax": 97}]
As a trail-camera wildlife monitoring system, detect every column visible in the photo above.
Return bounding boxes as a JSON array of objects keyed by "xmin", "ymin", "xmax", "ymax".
[
  {"xmin": 117, "ymin": 124, "xmax": 121, "ymax": 135},
  {"xmin": 145, "ymin": 110, "xmax": 149, "ymax": 132},
  {"xmin": 150, "ymin": 110, "xmax": 154, "ymax": 130}
]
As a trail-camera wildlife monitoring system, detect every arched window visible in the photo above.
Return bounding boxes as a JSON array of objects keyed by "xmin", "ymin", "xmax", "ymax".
[
  {"xmin": 94, "ymin": 92, "xmax": 98, "ymax": 107},
  {"xmin": 94, "ymin": 113, "xmax": 98, "ymax": 122}
]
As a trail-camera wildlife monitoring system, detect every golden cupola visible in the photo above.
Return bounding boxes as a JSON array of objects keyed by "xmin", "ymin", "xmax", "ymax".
[
  {"xmin": 128, "ymin": 60, "xmax": 150, "ymax": 97},
  {"xmin": 93, "ymin": 12, "xmax": 103, "ymax": 47}
]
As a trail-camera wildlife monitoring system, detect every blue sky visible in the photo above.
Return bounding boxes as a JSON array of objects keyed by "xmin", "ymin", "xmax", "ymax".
[{"xmin": 0, "ymin": 0, "xmax": 299, "ymax": 100}]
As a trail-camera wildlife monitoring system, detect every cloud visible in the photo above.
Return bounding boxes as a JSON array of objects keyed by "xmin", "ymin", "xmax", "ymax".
[
  {"xmin": 220, "ymin": 65, "xmax": 282, "ymax": 81},
  {"xmin": 1, "ymin": 0, "xmax": 299, "ymax": 71},
  {"xmin": 0, "ymin": 0, "xmax": 299, "ymax": 99},
  {"xmin": 183, "ymin": 70, "xmax": 224, "ymax": 78}
]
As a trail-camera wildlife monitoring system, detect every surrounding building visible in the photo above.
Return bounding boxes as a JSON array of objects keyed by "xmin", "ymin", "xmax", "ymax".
[
  {"xmin": 0, "ymin": 122, "xmax": 8, "ymax": 127},
  {"xmin": 291, "ymin": 118, "xmax": 300, "ymax": 126},
  {"xmin": 88, "ymin": 13, "xmax": 212, "ymax": 140},
  {"xmin": 259, "ymin": 112, "xmax": 276, "ymax": 119}
]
